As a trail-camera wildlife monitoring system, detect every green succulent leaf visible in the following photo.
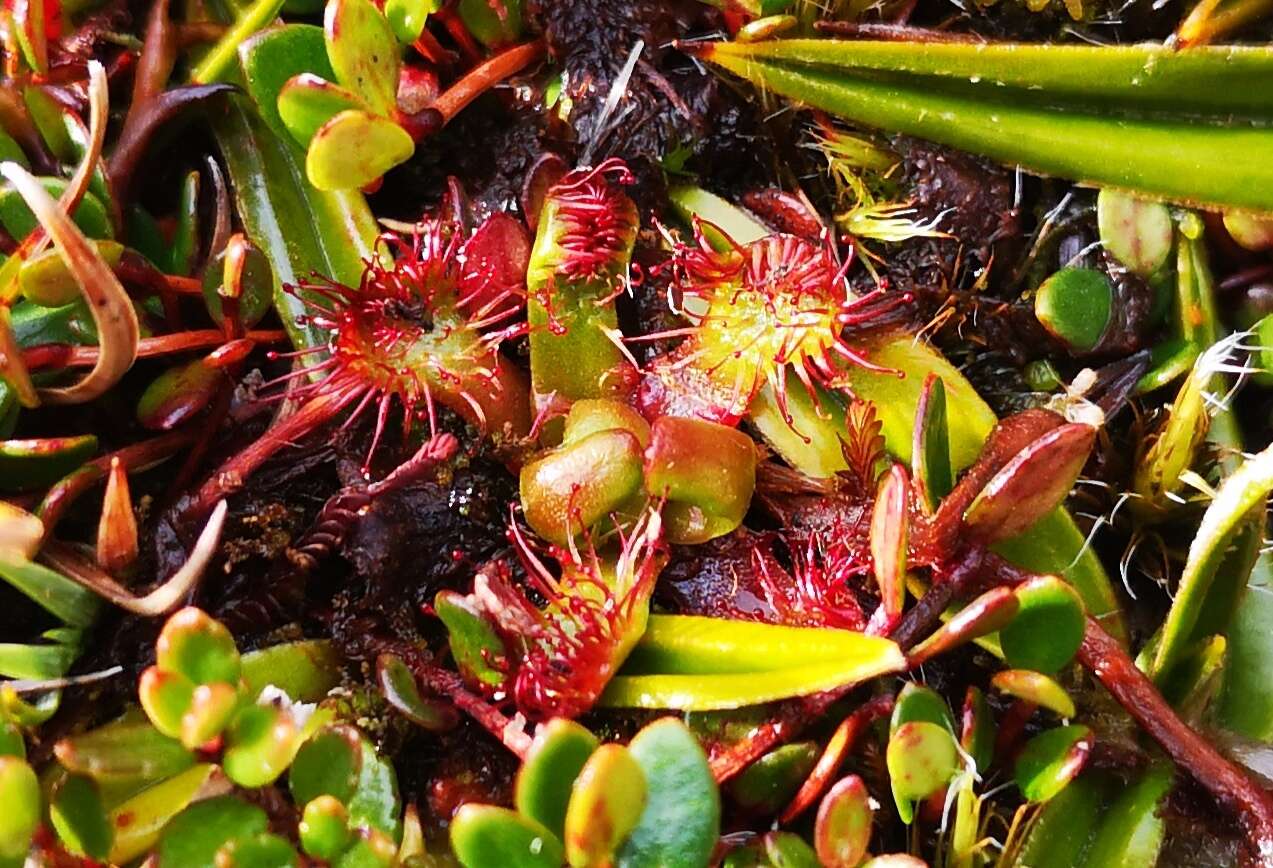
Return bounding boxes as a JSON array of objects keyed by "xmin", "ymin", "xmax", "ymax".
[
  {"xmin": 0, "ymin": 176, "xmax": 113, "ymax": 241},
  {"xmin": 55, "ymin": 720, "xmax": 195, "ymax": 782},
  {"xmin": 564, "ymin": 744, "xmax": 647, "ymax": 868},
  {"xmin": 49, "ymin": 773, "xmax": 113, "ymax": 860},
  {"xmin": 0, "ymin": 756, "xmax": 40, "ymax": 861},
  {"xmin": 384, "ymin": 0, "xmax": 439, "ymax": 43},
  {"xmin": 991, "ymin": 670, "xmax": 1076, "ymax": 718},
  {"xmin": 450, "ymin": 804, "xmax": 564, "ymax": 868},
  {"xmin": 886, "ymin": 721, "xmax": 961, "ymax": 824},
  {"xmin": 891, "ymin": 682, "xmax": 955, "ymax": 734},
  {"xmin": 306, "ymin": 110, "xmax": 415, "ymax": 191},
  {"xmin": 912, "ymin": 373, "xmax": 952, "ymax": 511},
  {"xmin": 214, "ymin": 832, "xmax": 301, "ymax": 868},
  {"xmin": 240, "ymin": 639, "xmax": 342, "ymax": 702},
  {"xmin": 157, "ymin": 796, "xmax": 269, "ymax": 868},
  {"xmin": 278, "ymin": 74, "xmax": 368, "ymax": 147},
  {"xmin": 376, "ymin": 653, "xmax": 458, "ymax": 731},
  {"xmin": 457, "ymin": 0, "xmax": 523, "ymax": 47},
  {"xmin": 0, "ymin": 554, "xmax": 100, "ymax": 627},
  {"xmin": 202, "ymin": 239, "xmax": 275, "ymax": 329},
  {"xmin": 516, "ymin": 718, "xmax": 600, "ymax": 839},
  {"xmin": 290, "ymin": 724, "xmax": 363, "ymax": 806},
  {"xmin": 728, "ymin": 742, "xmax": 819, "ymax": 814},
  {"xmin": 700, "ymin": 39, "xmax": 1273, "ymax": 211},
  {"xmin": 324, "ymin": 0, "xmax": 401, "ymax": 117},
  {"xmin": 1014, "ymin": 725, "xmax": 1093, "ymax": 803},
  {"xmin": 223, "ymin": 705, "xmax": 301, "ymax": 788},
  {"xmin": 299, "ymin": 795, "xmax": 352, "ymax": 860},
  {"xmin": 0, "ymin": 434, "xmax": 98, "ymax": 493},
  {"xmin": 1001, "ymin": 576, "xmax": 1086, "ymax": 675},
  {"xmin": 618, "ymin": 718, "xmax": 720, "ymax": 868},
  {"xmin": 1034, "ymin": 267, "xmax": 1113, "ymax": 355},
  {"xmin": 435, "ymin": 590, "xmax": 508, "ymax": 689},
  {"xmin": 107, "ymin": 764, "xmax": 218, "ymax": 864}
]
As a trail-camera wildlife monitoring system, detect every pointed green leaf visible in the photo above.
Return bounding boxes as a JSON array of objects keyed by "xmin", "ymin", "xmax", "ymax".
[
  {"xmin": 0, "ymin": 434, "xmax": 98, "ymax": 493},
  {"xmin": 49, "ymin": 773, "xmax": 113, "ymax": 860},
  {"xmin": 700, "ymin": 39, "xmax": 1273, "ymax": 210},
  {"xmin": 912, "ymin": 374, "xmax": 952, "ymax": 511}
]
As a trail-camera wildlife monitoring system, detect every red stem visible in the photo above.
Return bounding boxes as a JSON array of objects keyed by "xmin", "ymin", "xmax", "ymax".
[
  {"xmin": 432, "ymin": 42, "xmax": 544, "ymax": 123},
  {"xmin": 23, "ymin": 329, "xmax": 287, "ymax": 371},
  {"xmin": 1080, "ymin": 619, "xmax": 1273, "ymax": 864}
]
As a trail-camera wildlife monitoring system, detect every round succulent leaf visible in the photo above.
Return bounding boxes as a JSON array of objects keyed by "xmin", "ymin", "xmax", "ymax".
[
  {"xmin": 890, "ymin": 682, "xmax": 955, "ymax": 735},
  {"xmin": 180, "ymin": 681, "xmax": 242, "ymax": 749},
  {"xmin": 728, "ymin": 741, "xmax": 819, "ymax": 814},
  {"xmin": 618, "ymin": 718, "xmax": 720, "ymax": 868},
  {"xmin": 564, "ymin": 399, "xmax": 652, "ymax": 448},
  {"xmin": 290, "ymin": 724, "xmax": 364, "ymax": 806},
  {"xmin": 136, "ymin": 358, "xmax": 223, "ymax": 432},
  {"xmin": 49, "ymin": 773, "xmax": 113, "ymax": 859},
  {"xmin": 564, "ymin": 744, "xmax": 648, "ymax": 868},
  {"xmin": 156, "ymin": 796, "xmax": 268, "ymax": 868},
  {"xmin": 201, "ymin": 240, "xmax": 275, "ymax": 328},
  {"xmin": 0, "ymin": 434, "xmax": 97, "ymax": 492},
  {"xmin": 306, "ymin": 109, "xmax": 414, "ymax": 191},
  {"xmin": 300, "ymin": 795, "xmax": 352, "ymax": 860},
  {"xmin": 523, "ymin": 428, "xmax": 645, "ymax": 545},
  {"xmin": 991, "ymin": 669, "xmax": 1076, "ymax": 718},
  {"xmin": 886, "ymin": 721, "xmax": 961, "ymax": 824},
  {"xmin": 644, "ymin": 417, "xmax": 756, "ymax": 545},
  {"xmin": 19, "ymin": 240, "xmax": 124, "ymax": 307},
  {"xmin": 384, "ymin": 0, "xmax": 440, "ymax": 43},
  {"xmin": 1224, "ymin": 210, "xmax": 1273, "ymax": 252},
  {"xmin": 434, "ymin": 590, "xmax": 508, "ymax": 690},
  {"xmin": 240, "ymin": 639, "xmax": 342, "ymax": 702},
  {"xmin": 516, "ymin": 718, "xmax": 600, "ymax": 839},
  {"xmin": 860, "ymin": 856, "xmax": 927, "ymax": 868},
  {"xmin": 1097, "ymin": 190, "xmax": 1174, "ymax": 275},
  {"xmin": 814, "ymin": 775, "xmax": 873, "ymax": 868},
  {"xmin": 1001, "ymin": 576, "xmax": 1086, "ymax": 674},
  {"xmin": 760, "ymin": 831, "xmax": 821, "ymax": 868},
  {"xmin": 1034, "ymin": 267, "xmax": 1113, "ymax": 354},
  {"xmin": 456, "ymin": 0, "xmax": 523, "ymax": 46},
  {"xmin": 450, "ymin": 804, "xmax": 564, "ymax": 868},
  {"xmin": 277, "ymin": 73, "xmax": 367, "ymax": 147},
  {"xmin": 324, "ymin": 0, "xmax": 401, "ymax": 116},
  {"xmin": 963, "ymin": 423, "xmax": 1097, "ymax": 545},
  {"xmin": 214, "ymin": 832, "xmax": 300, "ymax": 868},
  {"xmin": 156, "ymin": 607, "xmax": 241, "ymax": 685},
  {"xmin": 137, "ymin": 666, "xmax": 196, "ymax": 738},
  {"xmin": 376, "ymin": 653, "xmax": 459, "ymax": 731},
  {"xmin": 0, "ymin": 756, "xmax": 40, "ymax": 860},
  {"xmin": 222, "ymin": 704, "xmax": 301, "ymax": 788},
  {"xmin": 1015, "ymin": 724, "xmax": 1093, "ymax": 803},
  {"xmin": 333, "ymin": 827, "xmax": 397, "ymax": 867}
]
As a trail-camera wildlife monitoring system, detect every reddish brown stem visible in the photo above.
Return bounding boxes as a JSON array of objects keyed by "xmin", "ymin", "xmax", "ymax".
[
  {"xmin": 412, "ymin": 661, "xmax": 530, "ymax": 758},
  {"xmin": 432, "ymin": 42, "xmax": 544, "ymax": 123},
  {"xmin": 37, "ymin": 429, "xmax": 197, "ymax": 536},
  {"xmin": 1080, "ymin": 619, "xmax": 1273, "ymax": 863},
  {"xmin": 23, "ymin": 329, "xmax": 286, "ymax": 371},
  {"xmin": 779, "ymin": 694, "xmax": 895, "ymax": 824},
  {"xmin": 183, "ymin": 382, "xmax": 366, "ymax": 522}
]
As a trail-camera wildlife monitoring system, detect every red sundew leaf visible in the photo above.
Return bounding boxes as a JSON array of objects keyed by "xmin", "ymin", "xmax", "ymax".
[
  {"xmin": 870, "ymin": 464, "xmax": 910, "ymax": 618},
  {"xmin": 459, "ymin": 212, "xmax": 530, "ymax": 316},
  {"xmin": 962, "ymin": 423, "xmax": 1098, "ymax": 546}
]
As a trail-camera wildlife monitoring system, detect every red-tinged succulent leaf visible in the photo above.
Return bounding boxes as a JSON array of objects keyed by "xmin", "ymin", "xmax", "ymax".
[
  {"xmin": 156, "ymin": 607, "xmax": 241, "ymax": 686},
  {"xmin": 564, "ymin": 744, "xmax": 647, "ymax": 868},
  {"xmin": 991, "ymin": 670, "xmax": 1076, "ymax": 718},
  {"xmin": 222, "ymin": 704, "xmax": 301, "ymax": 788},
  {"xmin": 645, "ymin": 416, "xmax": 758, "ymax": 545},
  {"xmin": 815, "ymin": 775, "xmax": 873, "ymax": 868},
  {"xmin": 729, "ymin": 742, "xmax": 819, "ymax": 813},
  {"xmin": 963, "ymin": 423, "xmax": 1097, "ymax": 545},
  {"xmin": 180, "ymin": 682, "xmax": 241, "ymax": 750},
  {"xmin": 376, "ymin": 652, "xmax": 460, "ymax": 731},
  {"xmin": 960, "ymin": 687, "xmax": 994, "ymax": 775},
  {"xmin": 136, "ymin": 358, "xmax": 223, "ymax": 433},
  {"xmin": 1097, "ymin": 190, "xmax": 1174, "ymax": 277},
  {"xmin": 278, "ymin": 73, "xmax": 367, "ymax": 147},
  {"xmin": 871, "ymin": 464, "xmax": 909, "ymax": 618},
  {"xmin": 0, "ymin": 501, "xmax": 43, "ymax": 562},
  {"xmin": 516, "ymin": 719, "xmax": 600, "ymax": 838},
  {"xmin": 0, "ymin": 434, "xmax": 97, "ymax": 492},
  {"xmin": 54, "ymin": 720, "xmax": 195, "ymax": 781},
  {"xmin": 1015, "ymin": 725, "xmax": 1093, "ymax": 803},
  {"xmin": 520, "ymin": 428, "xmax": 645, "ymax": 545},
  {"xmin": 1001, "ymin": 576, "xmax": 1085, "ymax": 674},
  {"xmin": 299, "ymin": 795, "xmax": 351, "ymax": 861},
  {"xmin": 138, "ymin": 666, "xmax": 196, "ymax": 739},
  {"xmin": 912, "ymin": 373, "xmax": 953, "ymax": 512},
  {"xmin": 306, "ymin": 109, "xmax": 414, "ymax": 191},
  {"xmin": 459, "ymin": 212, "xmax": 531, "ymax": 315},
  {"xmin": 907, "ymin": 586, "xmax": 1019, "ymax": 666},
  {"xmin": 780, "ymin": 696, "xmax": 894, "ymax": 825},
  {"xmin": 886, "ymin": 721, "xmax": 961, "ymax": 824},
  {"xmin": 891, "ymin": 682, "xmax": 955, "ymax": 734},
  {"xmin": 324, "ymin": 0, "xmax": 400, "ymax": 116}
]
